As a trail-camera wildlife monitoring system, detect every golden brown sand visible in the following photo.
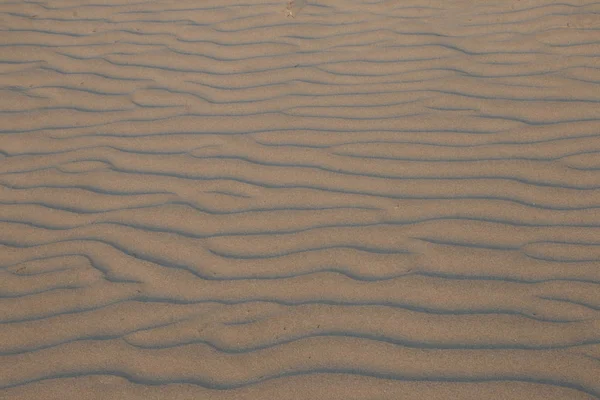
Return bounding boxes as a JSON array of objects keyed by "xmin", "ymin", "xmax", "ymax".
[{"xmin": 1, "ymin": 0, "xmax": 599, "ymax": 398}]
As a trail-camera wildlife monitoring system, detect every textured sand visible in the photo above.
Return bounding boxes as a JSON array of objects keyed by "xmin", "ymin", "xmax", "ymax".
[{"xmin": 1, "ymin": 0, "xmax": 600, "ymax": 399}]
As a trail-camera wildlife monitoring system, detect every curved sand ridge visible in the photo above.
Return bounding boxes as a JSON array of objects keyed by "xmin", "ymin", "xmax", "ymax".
[{"xmin": 1, "ymin": 0, "xmax": 600, "ymax": 398}]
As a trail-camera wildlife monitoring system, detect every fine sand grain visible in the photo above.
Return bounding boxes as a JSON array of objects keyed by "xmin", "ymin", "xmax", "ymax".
[{"xmin": 1, "ymin": 0, "xmax": 600, "ymax": 399}]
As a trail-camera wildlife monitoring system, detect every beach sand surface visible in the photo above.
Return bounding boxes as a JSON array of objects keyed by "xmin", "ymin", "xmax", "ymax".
[{"xmin": 1, "ymin": 0, "xmax": 600, "ymax": 398}]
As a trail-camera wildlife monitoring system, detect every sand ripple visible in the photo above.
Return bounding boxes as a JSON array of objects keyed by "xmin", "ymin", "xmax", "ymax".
[{"xmin": 1, "ymin": 0, "xmax": 599, "ymax": 398}]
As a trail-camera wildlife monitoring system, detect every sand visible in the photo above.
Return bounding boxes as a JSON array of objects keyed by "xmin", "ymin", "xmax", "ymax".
[{"xmin": 1, "ymin": 0, "xmax": 599, "ymax": 398}]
